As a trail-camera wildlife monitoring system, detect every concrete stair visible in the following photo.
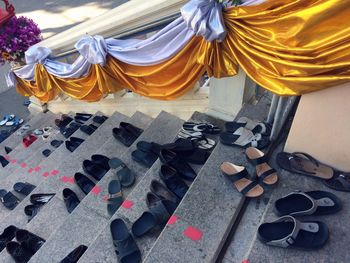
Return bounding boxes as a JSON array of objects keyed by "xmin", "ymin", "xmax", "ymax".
[{"xmin": 1, "ymin": 97, "xmax": 322, "ymax": 263}]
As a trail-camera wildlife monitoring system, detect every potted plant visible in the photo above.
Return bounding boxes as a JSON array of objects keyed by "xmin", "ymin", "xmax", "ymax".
[{"xmin": 0, "ymin": 15, "xmax": 42, "ymax": 68}]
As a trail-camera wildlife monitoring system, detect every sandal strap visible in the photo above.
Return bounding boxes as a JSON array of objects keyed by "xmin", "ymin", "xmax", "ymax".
[
  {"xmin": 333, "ymin": 173, "xmax": 350, "ymax": 189},
  {"xmin": 240, "ymin": 180, "xmax": 260, "ymax": 195},
  {"xmin": 249, "ymin": 155, "xmax": 268, "ymax": 166},
  {"xmin": 108, "ymin": 192, "xmax": 123, "ymax": 201},
  {"xmin": 225, "ymin": 168, "xmax": 249, "ymax": 183},
  {"xmin": 237, "ymin": 117, "xmax": 267, "ymax": 134},
  {"xmin": 113, "ymin": 235, "xmax": 139, "ymax": 261},
  {"xmin": 266, "ymin": 216, "xmax": 319, "ymax": 248},
  {"xmin": 259, "ymin": 168, "xmax": 276, "ymax": 181},
  {"xmin": 287, "ymin": 153, "xmax": 320, "ymax": 175}
]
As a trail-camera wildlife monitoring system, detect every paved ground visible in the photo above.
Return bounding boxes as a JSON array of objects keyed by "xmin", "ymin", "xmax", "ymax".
[{"xmin": 0, "ymin": 0, "xmax": 127, "ymax": 119}]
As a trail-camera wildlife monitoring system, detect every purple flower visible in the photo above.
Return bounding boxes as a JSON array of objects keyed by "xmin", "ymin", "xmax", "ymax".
[{"xmin": 0, "ymin": 16, "xmax": 42, "ymax": 65}]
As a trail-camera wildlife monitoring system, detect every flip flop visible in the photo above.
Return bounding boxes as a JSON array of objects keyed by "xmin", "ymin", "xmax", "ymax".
[
  {"xmin": 220, "ymin": 128, "xmax": 270, "ymax": 149},
  {"xmin": 0, "ymin": 190, "xmax": 19, "ymax": 210},
  {"xmin": 4, "ymin": 146, "xmax": 12, "ymax": 154},
  {"xmin": 159, "ymin": 165, "xmax": 189, "ymax": 199},
  {"xmin": 220, "ymin": 162, "xmax": 264, "ymax": 198},
  {"xmin": 113, "ymin": 128, "xmax": 137, "ymax": 147},
  {"xmin": 93, "ymin": 115, "xmax": 108, "ymax": 124},
  {"xmin": 30, "ymin": 193, "xmax": 55, "ymax": 205},
  {"xmin": 91, "ymin": 154, "xmax": 111, "ymax": 171},
  {"xmin": 65, "ymin": 137, "xmax": 84, "ymax": 152},
  {"xmin": 150, "ymin": 180, "xmax": 179, "ymax": 204},
  {"xmin": 110, "ymin": 218, "xmax": 141, "ymax": 263},
  {"xmin": 0, "ymin": 115, "xmax": 14, "ymax": 126},
  {"xmin": 274, "ymin": 190, "xmax": 342, "ymax": 217},
  {"xmin": 42, "ymin": 149, "xmax": 52, "ymax": 157},
  {"xmin": 131, "ymin": 149, "xmax": 158, "ymax": 168},
  {"xmin": 107, "ymin": 180, "xmax": 123, "ymax": 216},
  {"xmin": 13, "ymin": 182, "xmax": 36, "ymax": 196},
  {"xmin": 51, "ymin": 140, "xmax": 63, "ymax": 148},
  {"xmin": 61, "ymin": 122, "xmax": 81, "ymax": 138},
  {"xmin": 60, "ymin": 245, "xmax": 88, "ymax": 263},
  {"xmin": 131, "ymin": 193, "xmax": 177, "ymax": 237},
  {"xmin": 258, "ymin": 215, "xmax": 329, "ymax": 250},
  {"xmin": 178, "ymin": 130, "xmax": 216, "ymax": 150},
  {"xmin": 182, "ymin": 122, "xmax": 221, "ymax": 134},
  {"xmin": 63, "ymin": 188, "xmax": 80, "ymax": 214},
  {"xmin": 225, "ymin": 117, "xmax": 271, "ymax": 136},
  {"xmin": 276, "ymin": 152, "xmax": 334, "ymax": 180},
  {"xmin": 82, "ymin": 160, "xmax": 108, "ymax": 181},
  {"xmin": 0, "ymin": 155, "xmax": 9, "ymax": 167},
  {"xmin": 5, "ymin": 117, "xmax": 24, "ymax": 127},
  {"xmin": 246, "ymin": 147, "xmax": 278, "ymax": 185},
  {"xmin": 323, "ymin": 171, "xmax": 350, "ymax": 192},
  {"xmin": 24, "ymin": 204, "xmax": 41, "ymax": 222},
  {"xmin": 74, "ymin": 173, "xmax": 95, "ymax": 195},
  {"xmin": 108, "ymin": 158, "xmax": 135, "ymax": 187}
]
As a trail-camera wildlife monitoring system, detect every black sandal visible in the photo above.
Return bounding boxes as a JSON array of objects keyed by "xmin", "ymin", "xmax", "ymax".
[
  {"xmin": 0, "ymin": 190, "xmax": 19, "ymax": 210},
  {"xmin": 107, "ymin": 180, "xmax": 123, "ymax": 216},
  {"xmin": 220, "ymin": 128, "xmax": 269, "ymax": 149},
  {"xmin": 13, "ymin": 182, "xmax": 36, "ymax": 196},
  {"xmin": 74, "ymin": 173, "xmax": 95, "ymax": 195},
  {"xmin": 182, "ymin": 122, "xmax": 221, "ymax": 134},
  {"xmin": 110, "ymin": 218, "xmax": 141, "ymax": 263},
  {"xmin": 108, "ymin": 158, "xmax": 135, "ymax": 187}
]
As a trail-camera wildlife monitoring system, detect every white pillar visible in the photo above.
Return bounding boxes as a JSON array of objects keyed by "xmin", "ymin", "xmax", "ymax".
[{"xmin": 207, "ymin": 67, "xmax": 256, "ymax": 121}]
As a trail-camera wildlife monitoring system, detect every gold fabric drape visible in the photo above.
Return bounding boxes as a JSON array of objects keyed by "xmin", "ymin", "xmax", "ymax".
[{"xmin": 17, "ymin": 0, "xmax": 350, "ymax": 102}]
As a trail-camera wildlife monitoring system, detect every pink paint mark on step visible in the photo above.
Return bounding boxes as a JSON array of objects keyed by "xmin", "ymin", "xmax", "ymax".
[
  {"xmin": 51, "ymin": 170, "xmax": 59, "ymax": 176},
  {"xmin": 10, "ymin": 159, "xmax": 17, "ymax": 164},
  {"xmin": 242, "ymin": 260, "xmax": 250, "ymax": 263},
  {"xmin": 91, "ymin": 186, "xmax": 101, "ymax": 196},
  {"xmin": 60, "ymin": 176, "xmax": 75, "ymax": 184},
  {"xmin": 20, "ymin": 163, "xmax": 27, "ymax": 168},
  {"xmin": 167, "ymin": 215, "xmax": 178, "ymax": 225},
  {"xmin": 4, "ymin": 155, "xmax": 10, "ymax": 160},
  {"xmin": 121, "ymin": 200, "xmax": 133, "ymax": 209},
  {"xmin": 28, "ymin": 168, "xmax": 34, "ymax": 173},
  {"xmin": 42, "ymin": 172, "xmax": 50, "ymax": 177},
  {"xmin": 103, "ymin": 195, "xmax": 109, "ymax": 202},
  {"xmin": 183, "ymin": 226, "xmax": 203, "ymax": 241},
  {"xmin": 34, "ymin": 166, "xmax": 41, "ymax": 172}
]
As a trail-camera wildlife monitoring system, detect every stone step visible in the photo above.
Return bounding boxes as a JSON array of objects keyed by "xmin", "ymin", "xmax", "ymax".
[
  {"xmin": 28, "ymin": 111, "xmax": 184, "ymax": 263},
  {"xmin": 0, "ymin": 111, "xmax": 128, "ymax": 262},
  {"xmin": 77, "ymin": 111, "xmax": 224, "ymax": 263},
  {"xmin": 144, "ymin": 96, "xmax": 271, "ymax": 263},
  {"xmin": 0, "ymin": 112, "xmax": 48, "ymax": 155},
  {"xmin": 0, "ymin": 112, "xmax": 102, "ymax": 208}
]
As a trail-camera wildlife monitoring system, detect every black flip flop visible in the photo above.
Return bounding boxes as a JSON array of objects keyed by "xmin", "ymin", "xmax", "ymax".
[
  {"xmin": 113, "ymin": 128, "xmax": 137, "ymax": 147},
  {"xmin": 323, "ymin": 171, "xmax": 350, "ymax": 192},
  {"xmin": 183, "ymin": 122, "xmax": 221, "ymax": 134},
  {"xmin": 0, "ymin": 190, "xmax": 19, "ymax": 210},
  {"xmin": 159, "ymin": 149, "xmax": 197, "ymax": 181},
  {"xmin": 63, "ymin": 188, "xmax": 80, "ymax": 214},
  {"xmin": 225, "ymin": 117, "xmax": 271, "ymax": 136},
  {"xmin": 5, "ymin": 146, "xmax": 12, "ymax": 154},
  {"xmin": 131, "ymin": 149, "xmax": 158, "ymax": 168},
  {"xmin": 91, "ymin": 154, "xmax": 111, "ymax": 171},
  {"xmin": 150, "ymin": 180, "xmax": 179, "ymax": 204},
  {"xmin": 42, "ymin": 149, "xmax": 52, "ymax": 157},
  {"xmin": 110, "ymin": 218, "xmax": 141, "ymax": 263},
  {"xmin": 107, "ymin": 180, "xmax": 123, "ymax": 216},
  {"xmin": 258, "ymin": 215, "xmax": 329, "ymax": 250},
  {"xmin": 93, "ymin": 115, "xmax": 108, "ymax": 124},
  {"xmin": 274, "ymin": 190, "xmax": 342, "ymax": 217},
  {"xmin": 51, "ymin": 140, "xmax": 64, "ymax": 148},
  {"xmin": 159, "ymin": 165, "xmax": 189, "ymax": 199},
  {"xmin": 131, "ymin": 193, "xmax": 177, "ymax": 237},
  {"xmin": 74, "ymin": 173, "xmax": 95, "ymax": 195},
  {"xmin": 108, "ymin": 158, "xmax": 135, "ymax": 187},
  {"xmin": 0, "ymin": 155, "xmax": 9, "ymax": 168},
  {"xmin": 220, "ymin": 128, "xmax": 270, "ymax": 149},
  {"xmin": 30, "ymin": 193, "xmax": 55, "ymax": 205},
  {"xmin": 24, "ymin": 204, "xmax": 40, "ymax": 222},
  {"xmin": 13, "ymin": 182, "xmax": 36, "ymax": 196},
  {"xmin": 83, "ymin": 160, "xmax": 108, "ymax": 181}
]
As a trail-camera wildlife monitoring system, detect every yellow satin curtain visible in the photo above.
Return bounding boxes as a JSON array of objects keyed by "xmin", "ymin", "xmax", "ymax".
[{"xmin": 17, "ymin": 0, "xmax": 350, "ymax": 102}]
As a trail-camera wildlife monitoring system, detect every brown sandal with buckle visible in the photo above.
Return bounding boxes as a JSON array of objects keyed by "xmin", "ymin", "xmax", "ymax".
[{"xmin": 246, "ymin": 147, "xmax": 278, "ymax": 185}]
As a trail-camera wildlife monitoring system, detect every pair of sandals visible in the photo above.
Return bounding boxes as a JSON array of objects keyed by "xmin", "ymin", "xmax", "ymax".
[
  {"xmin": 24, "ymin": 193, "xmax": 55, "ymax": 222},
  {"xmin": 82, "ymin": 154, "xmax": 110, "ymax": 181},
  {"xmin": 22, "ymin": 134, "xmax": 37, "ymax": 148},
  {"xmin": 221, "ymin": 147, "xmax": 278, "ymax": 198},
  {"xmin": 259, "ymin": 190, "xmax": 342, "ymax": 250},
  {"xmin": 16, "ymin": 124, "xmax": 31, "ymax": 136},
  {"xmin": 79, "ymin": 115, "xmax": 107, "ymax": 136},
  {"xmin": 63, "ymin": 188, "xmax": 80, "ymax": 214},
  {"xmin": 65, "ymin": 137, "xmax": 84, "ymax": 152},
  {"xmin": 110, "ymin": 181, "xmax": 178, "ymax": 263},
  {"xmin": 61, "ymin": 122, "xmax": 81, "ymax": 139},
  {"xmin": 0, "ymin": 114, "xmax": 24, "ymax": 127},
  {"xmin": 34, "ymin": 126, "xmax": 58, "ymax": 141},
  {"xmin": 0, "ymin": 182, "xmax": 36, "ymax": 210},
  {"xmin": 74, "ymin": 113, "xmax": 92, "ymax": 124},
  {"xmin": 220, "ymin": 117, "xmax": 270, "ymax": 149},
  {"xmin": 42, "ymin": 139, "xmax": 65, "ymax": 157},
  {"xmin": 277, "ymin": 151, "xmax": 350, "ymax": 192},
  {"xmin": 107, "ymin": 158, "xmax": 136, "ymax": 216},
  {"xmin": 113, "ymin": 122, "xmax": 143, "ymax": 147}
]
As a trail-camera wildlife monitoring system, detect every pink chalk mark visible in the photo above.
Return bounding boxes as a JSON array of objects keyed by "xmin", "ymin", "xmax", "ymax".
[
  {"xmin": 51, "ymin": 170, "xmax": 59, "ymax": 176},
  {"xmin": 167, "ymin": 215, "xmax": 178, "ymax": 225},
  {"xmin": 4, "ymin": 155, "xmax": 10, "ymax": 160},
  {"xmin": 183, "ymin": 226, "xmax": 203, "ymax": 241},
  {"xmin": 34, "ymin": 166, "xmax": 41, "ymax": 172},
  {"xmin": 91, "ymin": 186, "xmax": 102, "ymax": 196},
  {"xmin": 242, "ymin": 260, "xmax": 250, "ymax": 263},
  {"xmin": 60, "ymin": 176, "xmax": 75, "ymax": 184},
  {"xmin": 103, "ymin": 195, "xmax": 109, "ymax": 202},
  {"xmin": 42, "ymin": 172, "xmax": 50, "ymax": 177},
  {"xmin": 28, "ymin": 168, "xmax": 34, "ymax": 173},
  {"xmin": 121, "ymin": 200, "xmax": 133, "ymax": 209},
  {"xmin": 10, "ymin": 159, "xmax": 17, "ymax": 164},
  {"xmin": 21, "ymin": 163, "xmax": 27, "ymax": 168}
]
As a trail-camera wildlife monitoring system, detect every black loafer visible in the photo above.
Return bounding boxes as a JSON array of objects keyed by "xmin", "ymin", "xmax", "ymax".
[
  {"xmin": 93, "ymin": 115, "xmax": 108, "ymax": 124},
  {"xmin": 159, "ymin": 149, "xmax": 197, "ymax": 181},
  {"xmin": 91, "ymin": 155, "xmax": 110, "ymax": 171},
  {"xmin": 62, "ymin": 188, "xmax": 80, "ymax": 214},
  {"xmin": 6, "ymin": 241, "xmax": 33, "ymax": 263},
  {"xmin": 60, "ymin": 245, "xmax": 88, "ymax": 263},
  {"xmin": 159, "ymin": 165, "xmax": 189, "ymax": 199},
  {"xmin": 82, "ymin": 160, "xmax": 108, "ymax": 181},
  {"xmin": 0, "ymin": 225, "xmax": 17, "ymax": 252},
  {"xmin": 0, "ymin": 155, "xmax": 9, "ymax": 168},
  {"xmin": 15, "ymin": 229, "xmax": 45, "ymax": 254},
  {"xmin": 74, "ymin": 173, "xmax": 95, "ymax": 195},
  {"xmin": 112, "ymin": 127, "xmax": 137, "ymax": 147},
  {"xmin": 120, "ymin": 122, "xmax": 143, "ymax": 138}
]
